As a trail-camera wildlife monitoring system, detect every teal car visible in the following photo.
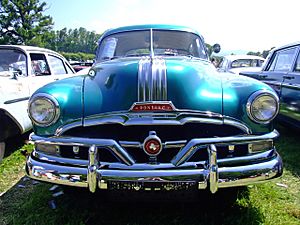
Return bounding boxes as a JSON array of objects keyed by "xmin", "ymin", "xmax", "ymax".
[{"xmin": 25, "ymin": 25, "xmax": 282, "ymax": 194}]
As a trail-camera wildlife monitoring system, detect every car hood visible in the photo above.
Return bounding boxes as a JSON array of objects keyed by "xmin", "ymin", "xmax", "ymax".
[
  {"xmin": 83, "ymin": 57, "xmax": 223, "ymax": 117},
  {"xmin": 33, "ymin": 57, "xmax": 274, "ymax": 135}
]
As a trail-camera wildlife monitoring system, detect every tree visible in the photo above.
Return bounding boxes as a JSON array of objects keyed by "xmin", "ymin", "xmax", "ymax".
[
  {"xmin": 0, "ymin": 0, "xmax": 53, "ymax": 45},
  {"xmin": 54, "ymin": 27, "xmax": 101, "ymax": 54}
]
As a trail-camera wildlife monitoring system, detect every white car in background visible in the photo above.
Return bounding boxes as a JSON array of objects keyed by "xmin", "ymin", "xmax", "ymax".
[
  {"xmin": 0, "ymin": 45, "xmax": 76, "ymax": 161},
  {"xmin": 217, "ymin": 55, "xmax": 265, "ymax": 74}
]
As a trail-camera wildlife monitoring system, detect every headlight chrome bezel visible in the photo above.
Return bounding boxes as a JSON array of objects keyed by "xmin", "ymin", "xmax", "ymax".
[
  {"xmin": 246, "ymin": 90, "xmax": 279, "ymax": 124},
  {"xmin": 28, "ymin": 93, "xmax": 60, "ymax": 127}
]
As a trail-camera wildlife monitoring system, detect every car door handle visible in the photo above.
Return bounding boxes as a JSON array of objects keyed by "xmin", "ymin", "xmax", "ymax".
[
  {"xmin": 283, "ymin": 75, "xmax": 295, "ymax": 80},
  {"xmin": 54, "ymin": 78, "xmax": 59, "ymax": 81},
  {"xmin": 258, "ymin": 75, "xmax": 267, "ymax": 79}
]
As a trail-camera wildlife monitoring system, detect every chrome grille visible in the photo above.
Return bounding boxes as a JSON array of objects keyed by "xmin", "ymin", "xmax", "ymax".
[{"xmin": 60, "ymin": 123, "xmax": 247, "ymax": 163}]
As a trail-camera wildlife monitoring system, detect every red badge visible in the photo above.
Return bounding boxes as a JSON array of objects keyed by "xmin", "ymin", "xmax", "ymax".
[
  {"xmin": 143, "ymin": 131, "xmax": 163, "ymax": 156},
  {"xmin": 131, "ymin": 102, "xmax": 175, "ymax": 112}
]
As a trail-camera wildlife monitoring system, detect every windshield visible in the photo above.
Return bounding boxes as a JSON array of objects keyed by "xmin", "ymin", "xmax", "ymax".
[
  {"xmin": 96, "ymin": 30, "xmax": 208, "ymax": 61},
  {"xmin": 0, "ymin": 49, "xmax": 27, "ymax": 77}
]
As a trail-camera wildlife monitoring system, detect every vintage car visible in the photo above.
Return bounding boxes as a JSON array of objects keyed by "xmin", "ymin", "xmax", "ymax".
[
  {"xmin": 218, "ymin": 55, "xmax": 265, "ymax": 74},
  {"xmin": 70, "ymin": 61, "xmax": 93, "ymax": 72},
  {"xmin": 240, "ymin": 42, "xmax": 300, "ymax": 129},
  {"xmin": 25, "ymin": 25, "xmax": 282, "ymax": 195},
  {"xmin": 0, "ymin": 45, "xmax": 75, "ymax": 161}
]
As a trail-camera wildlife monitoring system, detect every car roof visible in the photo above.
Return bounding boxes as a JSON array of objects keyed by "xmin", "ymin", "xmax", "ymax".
[
  {"xmin": 0, "ymin": 45, "xmax": 65, "ymax": 58},
  {"xmin": 223, "ymin": 54, "xmax": 265, "ymax": 61},
  {"xmin": 102, "ymin": 24, "xmax": 201, "ymax": 37},
  {"xmin": 271, "ymin": 41, "xmax": 300, "ymax": 52}
]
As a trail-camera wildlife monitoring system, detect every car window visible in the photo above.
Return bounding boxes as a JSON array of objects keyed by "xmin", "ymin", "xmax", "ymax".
[
  {"xmin": 231, "ymin": 59, "xmax": 264, "ymax": 68},
  {"xmin": 0, "ymin": 49, "xmax": 27, "ymax": 77},
  {"xmin": 30, "ymin": 53, "xmax": 50, "ymax": 76},
  {"xmin": 268, "ymin": 47, "xmax": 297, "ymax": 72},
  {"xmin": 96, "ymin": 30, "xmax": 208, "ymax": 61},
  {"xmin": 293, "ymin": 51, "xmax": 300, "ymax": 73},
  {"xmin": 65, "ymin": 63, "xmax": 74, "ymax": 74},
  {"xmin": 48, "ymin": 55, "xmax": 67, "ymax": 74}
]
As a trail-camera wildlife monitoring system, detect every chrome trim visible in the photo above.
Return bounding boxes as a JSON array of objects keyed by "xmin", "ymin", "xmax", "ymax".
[
  {"xmin": 150, "ymin": 29, "xmax": 154, "ymax": 58},
  {"xmin": 281, "ymin": 83, "xmax": 300, "ymax": 90},
  {"xmin": 88, "ymin": 145, "xmax": 97, "ymax": 193},
  {"xmin": 28, "ymin": 93, "xmax": 61, "ymax": 127},
  {"xmin": 138, "ymin": 57, "xmax": 151, "ymax": 101},
  {"xmin": 30, "ymin": 135, "xmax": 135, "ymax": 166},
  {"xmin": 119, "ymin": 141, "xmax": 142, "ymax": 148},
  {"xmin": 138, "ymin": 57, "xmax": 167, "ymax": 101},
  {"xmin": 4, "ymin": 96, "xmax": 30, "ymax": 104},
  {"xmin": 55, "ymin": 119, "xmax": 83, "ymax": 136},
  {"xmin": 26, "ymin": 153, "xmax": 282, "ymax": 192},
  {"xmin": 171, "ymin": 129, "xmax": 279, "ymax": 166},
  {"xmin": 55, "ymin": 111, "xmax": 251, "ymax": 136},
  {"xmin": 218, "ymin": 154, "xmax": 282, "ymax": 188},
  {"xmin": 208, "ymin": 144, "xmax": 218, "ymax": 193},
  {"xmin": 152, "ymin": 57, "xmax": 167, "ymax": 100},
  {"xmin": 223, "ymin": 118, "xmax": 251, "ymax": 134},
  {"xmin": 32, "ymin": 149, "xmax": 276, "ymax": 170},
  {"xmin": 30, "ymin": 130, "xmax": 278, "ymax": 168},
  {"xmin": 246, "ymin": 90, "xmax": 279, "ymax": 124},
  {"xmin": 164, "ymin": 140, "xmax": 187, "ymax": 148}
]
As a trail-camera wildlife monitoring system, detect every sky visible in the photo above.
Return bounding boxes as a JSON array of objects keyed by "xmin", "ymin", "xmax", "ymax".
[{"xmin": 44, "ymin": 0, "xmax": 299, "ymax": 54}]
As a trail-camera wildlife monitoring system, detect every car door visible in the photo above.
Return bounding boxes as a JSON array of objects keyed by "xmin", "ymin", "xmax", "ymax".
[
  {"xmin": 259, "ymin": 47, "xmax": 298, "ymax": 96},
  {"xmin": 280, "ymin": 46, "xmax": 300, "ymax": 127},
  {"xmin": 47, "ymin": 54, "xmax": 75, "ymax": 81},
  {"xmin": 0, "ymin": 48, "xmax": 30, "ymax": 102},
  {"xmin": 28, "ymin": 53, "xmax": 74, "ymax": 95}
]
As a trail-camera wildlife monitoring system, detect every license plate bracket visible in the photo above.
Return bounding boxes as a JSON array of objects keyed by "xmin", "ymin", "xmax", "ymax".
[{"xmin": 108, "ymin": 180, "xmax": 197, "ymax": 191}]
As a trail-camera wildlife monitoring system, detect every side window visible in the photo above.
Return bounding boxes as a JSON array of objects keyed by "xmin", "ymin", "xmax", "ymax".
[
  {"xmin": 65, "ymin": 63, "xmax": 74, "ymax": 74},
  {"xmin": 268, "ymin": 48, "xmax": 297, "ymax": 72},
  {"xmin": 48, "ymin": 55, "xmax": 67, "ymax": 74},
  {"xmin": 293, "ymin": 51, "xmax": 300, "ymax": 73},
  {"xmin": 30, "ymin": 53, "xmax": 50, "ymax": 75}
]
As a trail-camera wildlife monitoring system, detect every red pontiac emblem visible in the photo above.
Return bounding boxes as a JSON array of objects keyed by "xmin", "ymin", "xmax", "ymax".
[
  {"xmin": 131, "ymin": 102, "xmax": 175, "ymax": 112},
  {"xmin": 144, "ymin": 139, "xmax": 161, "ymax": 155},
  {"xmin": 143, "ymin": 131, "xmax": 163, "ymax": 156}
]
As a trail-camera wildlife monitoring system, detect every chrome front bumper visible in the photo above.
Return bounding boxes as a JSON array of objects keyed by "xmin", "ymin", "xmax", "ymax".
[{"xmin": 25, "ymin": 130, "xmax": 283, "ymax": 193}]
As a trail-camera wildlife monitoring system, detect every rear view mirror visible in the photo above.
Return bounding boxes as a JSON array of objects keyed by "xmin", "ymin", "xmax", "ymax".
[{"xmin": 212, "ymin": 44, "xmax": 221, "ymax": 53}]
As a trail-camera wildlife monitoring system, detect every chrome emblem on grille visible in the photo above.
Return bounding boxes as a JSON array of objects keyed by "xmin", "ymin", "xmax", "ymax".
[{"xmin": 143, "ymin": 131, "xmax": 162, "ymax": 156}]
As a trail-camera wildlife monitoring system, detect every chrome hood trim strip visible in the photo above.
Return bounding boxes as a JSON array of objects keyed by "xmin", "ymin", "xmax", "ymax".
[
  {"xmin": 138, "ymin": 57, "xmax": 167, "ymax": 101},
  {"xmin": 55, "ymin": 111, "xmax": 251, "ymax": 136}
]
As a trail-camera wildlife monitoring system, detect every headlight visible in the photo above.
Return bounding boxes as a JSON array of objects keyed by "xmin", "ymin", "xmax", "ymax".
[
  {"xmin": 28, "ymin": 94, "xmax": 60, "ymax": 126},
  {"xmin": 247, "ymin": 90, "xmax": 279, "ymax": 124}
]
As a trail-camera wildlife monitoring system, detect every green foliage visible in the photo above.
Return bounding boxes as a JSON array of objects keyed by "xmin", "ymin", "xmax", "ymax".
[
  {"xmin": 0, "ymin": 1, "xmax": 101, "ymax": 55},
  {"xmin": 53, "ymin": 27, "xmax": 102, "ymax": 54},
  {"xmin": 60, "ymin": 52, "xmax": 95, "ymax": 61},
  {"xmin": 247, "ymin": 47, "xmax": 275, "ymax": 59},
  {"xmin": 1, "ymin": 125, "xmax": 300, "ymax": 224},
  {"xmin": 0, "ymin": 0, "xmax": 53, "ymax": 45}
]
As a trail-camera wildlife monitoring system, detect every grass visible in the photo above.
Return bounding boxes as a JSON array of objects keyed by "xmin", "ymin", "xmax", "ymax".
[{"xmin": 0, "ymin": 125, "xmax": 299, "ymax": 225}]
